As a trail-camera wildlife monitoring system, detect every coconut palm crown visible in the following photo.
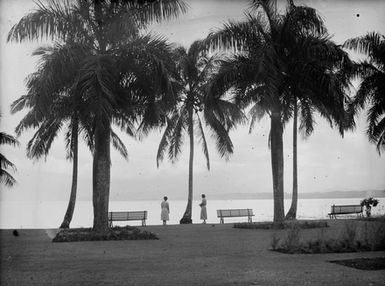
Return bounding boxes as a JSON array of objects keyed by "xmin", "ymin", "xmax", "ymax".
[
  {"xmin": 10, "ymin": 41, "xmax": 129, "ymax": 229},
  {"xmin": 7, "ymin": 0, "xmax": 187, "ymax": 231},
  {"xmin": 0, "ymin": 131, "xmax": 19, "ymax": 188},
  {"xmin": 206, "ymin": 0, "xmax": 352, "ymax": 222},
  {"xmin": 156, "ymin": 40, "xmax": 245, "ymax": 223},
  {"xmin": 344, "ymin": 32, "xmax": 385, "ymax": 153}
]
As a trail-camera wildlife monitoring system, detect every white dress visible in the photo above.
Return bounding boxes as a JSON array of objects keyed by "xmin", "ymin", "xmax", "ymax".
[
  {"xmin": 161, "ymin": 201, "xmax": 169, "ymax": 221},
  {"xmin": 200, "ymin": 198, "xmax": 207, "ymax": 220}
]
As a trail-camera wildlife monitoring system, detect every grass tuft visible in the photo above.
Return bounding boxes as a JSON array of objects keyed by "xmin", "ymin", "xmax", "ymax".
[{"xmin": 271, "ymin": 221, "xmax": 385, "ymax": 254}]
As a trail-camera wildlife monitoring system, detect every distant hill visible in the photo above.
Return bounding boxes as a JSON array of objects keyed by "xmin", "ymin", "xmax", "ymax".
[
  {"xmin": 207, "ymin": 190, "xmax": 385, "ymax": 200},
  {"xmin": 296, "ymin": 190, "xmax": 385, "ymax": 199}
]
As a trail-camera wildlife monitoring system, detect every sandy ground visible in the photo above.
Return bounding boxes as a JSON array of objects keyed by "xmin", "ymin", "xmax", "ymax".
[{"xmin": 1, "ymin": 220, "xmax": 384, "ymax": 286}]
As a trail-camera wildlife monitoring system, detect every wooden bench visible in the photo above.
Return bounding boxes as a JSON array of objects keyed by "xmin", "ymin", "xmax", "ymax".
[
  {"xmin": 328, "ymin": 205, "xmax": 363, "ymax": 219},
  {"xmin": 217, "ymin": 209, "xmax": 254, "ymax": 224},
  {"xmin": 108, "ymin": 211, "xmax": 147, "ymax": 227}
]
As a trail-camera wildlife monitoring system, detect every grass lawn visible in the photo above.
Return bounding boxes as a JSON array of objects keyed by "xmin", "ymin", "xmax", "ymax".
[{"xmin": 1, "ymin": 220, "xmax": 385, "ymax": 286}]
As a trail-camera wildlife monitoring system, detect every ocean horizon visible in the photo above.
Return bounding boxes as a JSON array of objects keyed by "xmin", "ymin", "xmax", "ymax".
[{"xmin": 1, "ymin": 198, "xmax": 384, "ymax": 229}]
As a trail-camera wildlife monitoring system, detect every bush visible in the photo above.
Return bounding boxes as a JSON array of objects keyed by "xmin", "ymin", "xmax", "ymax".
[
  {"xmin": 271, "ymin": 221, "xmax": 385, "ymax": 254},
  {"xmin": 234, "ymin": 220, "xmax": 328, "ymax": 230},
  {"xmin": 282, "ymin": 225, "xmax": 301, "ymax": 253},
  {"xmin": 52, "ymin": 226, "xmax": 159, "ymax": 242},
  {"xmin": 360, "ymin": 197, "xmax": 379, "ymax": 217},
  {"xmin": 270, "ymin": 233, "xmax": 281, "ymax": 250}
]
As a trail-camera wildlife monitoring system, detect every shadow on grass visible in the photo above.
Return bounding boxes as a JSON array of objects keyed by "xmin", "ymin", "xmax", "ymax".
[{"xmin": 330, "ymin": 257, "xmax": 385, "ymax": 270}]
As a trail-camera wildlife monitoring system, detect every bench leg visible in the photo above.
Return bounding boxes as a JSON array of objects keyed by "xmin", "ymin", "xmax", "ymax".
[
  {"xmin": 220, "ymin": 218, "xmax": 224, "ymax": 224},
  {"xmin": 142, "ymin": 219, "xmax": 146, "ymax": 227}
]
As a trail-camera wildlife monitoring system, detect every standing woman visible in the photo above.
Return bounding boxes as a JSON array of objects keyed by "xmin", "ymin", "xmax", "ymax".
[
  {"xmin": 161, "ymin": 196, "xmax": 170, "ymax": 225},
  {"xmin": 199, "ymin": 194, "xmax": 207, "ymax": 224}
]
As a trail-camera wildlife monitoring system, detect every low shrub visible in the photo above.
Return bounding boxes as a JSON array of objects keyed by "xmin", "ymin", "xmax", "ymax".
[
  {"xmin": 52, "ymin": 226, "xmax": 159, "ymax": 242},
  {"xmin": 234, "ymin": 220, "xmax": 328, "ymax": 230},
  {"xmin": 282, "ymin": 224, "xmax": 301, "ymax": 253},
  {"xmin": 271, "ymin": 221, "xmax": 385, "ymax": 254},
  {"xmin": 270, "ymin": 233, "xmax": 281, "ymax": 250},
  {"xmin": 357, "ymin": 215, "xmax": 385, "ymax": 222}
]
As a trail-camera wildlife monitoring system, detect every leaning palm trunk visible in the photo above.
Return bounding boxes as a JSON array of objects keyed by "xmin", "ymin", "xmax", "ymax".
[
  {"xmin": 92, "ymin": 117, "xmax": 111, "ymax": 232},
  {"xmin": 180, "ymin": 108, "xmax": 194, "ymax": 224},
  {"xmin": 286, "ymin": 99, "xmax": 298, "ymax": 220},
  {"xmin": 270, "ymin": 112, "xmax": 285, "ymax": 222},
  {"xmin": 59, "ymin": 118, "xmax": 79, "ymax": 229}
]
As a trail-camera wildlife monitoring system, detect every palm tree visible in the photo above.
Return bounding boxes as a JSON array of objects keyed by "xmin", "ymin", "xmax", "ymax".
[
  {"xmin": 343, "ymin": 32, "xmax": 385, "ymax": 153},
  {"xmin": 11, "ymin": 42, "xmax": 128, "ymax": 229},
  {"xmin": 8, "ymin": 0, "xmax": 186, "ymax": 232},
  {"xmin": 0, "ymin": 131, "xmax": 19, "ymax": 188},
  {"xmin": 157, "ymin": 41, "xmax": 244, "ymax": 223},
  {"xmin": 281, "ymin": 1, "xmax": 353, "ymax": 219},
  {"xmin": 207, "ymin": 0, "xmax": 351, "ymax": 222}
]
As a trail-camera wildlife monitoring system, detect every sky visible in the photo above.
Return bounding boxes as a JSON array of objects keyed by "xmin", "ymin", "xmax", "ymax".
[{"xmin": 0, "ymin": 0, "xmax": 385, "ymax": 203}]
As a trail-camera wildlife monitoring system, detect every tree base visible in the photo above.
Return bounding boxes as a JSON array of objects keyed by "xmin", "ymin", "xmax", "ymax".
[
  {"xmin": 179, "ymin": 217, "xmax": 192, "ymax": 224},
  {"xmin": 59, "ymin": 222, "xmax": 70, "ymax": 229},
  {"xmin": 285, "ymin": 208, "xmax": 297, "ymax": 220}
]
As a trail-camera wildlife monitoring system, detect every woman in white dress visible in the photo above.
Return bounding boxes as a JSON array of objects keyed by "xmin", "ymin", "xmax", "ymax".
[
  {"xmin": 161, "ymin": 196, "xmax": 170, "ymax": 225},
  {"xmin": 199, "ymin": 194, "xmax": 207, "ymax": 224}
]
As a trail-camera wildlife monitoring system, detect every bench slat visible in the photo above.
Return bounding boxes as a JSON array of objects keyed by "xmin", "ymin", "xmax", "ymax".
[
  {"xmin": 108, "ymin": 211, "xmax": 147, "ymax": 226},
  {"xmin": 217, "ymin": 209, "xmax": 254, "ymax": 223},
  {"xmin": 217, "ymin": 209, "xmax": 254, "ymax": 217},
  {"xmin": 328, "ymin": 204, "xmax": 363, "ymax": 219}
]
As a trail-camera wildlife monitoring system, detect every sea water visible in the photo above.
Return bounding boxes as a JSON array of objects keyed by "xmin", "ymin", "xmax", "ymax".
[{"xmin": 1, "ymin": 198, "xmax": 384, "ymax": 229}]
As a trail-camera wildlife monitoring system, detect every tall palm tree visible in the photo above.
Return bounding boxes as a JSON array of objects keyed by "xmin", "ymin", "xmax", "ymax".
[
  {"xmin": 344, "ymin": 32, "xmax": 385, "ymax": 153},
  {"xmin": 11, "ymin": 42, "xmax": 128, "ymax": 229},
  {"xmin": 207, "ymin": 0, "xmax": 351, "ymax": 222},
  {"xmin": 157, "ymin": 41, "xmax": 245, "ymax": 224},
  {"xmin": 281, "ymin": 1, "xmax": 352, "ymax": 219},
  {"xmin": 0, "ymin": 131, "xmax": 19, "ymax": 188},
  {"xmin": 8, "ymin": 0, "xmax": 186, "ymax": 232}
]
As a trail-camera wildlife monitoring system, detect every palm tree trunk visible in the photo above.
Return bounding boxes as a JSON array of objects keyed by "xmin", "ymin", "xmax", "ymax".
[
  {"xmin": 286, "ymin": 99, "xmax": 298, "ymax": 220},
  {"xmin": 92, "ymin": 117, "xmax": 111, "ymax": 232},
  {"xmin": 59, "ymin": 117, "xmax": 79, "ymax": 229},
  {"xmin": 180, "ymin": 107, "xmax": 194, "ymax": 224},
  {"xmin": 270, "ymin": 112, "xmax": 285, "ymax": 223}
]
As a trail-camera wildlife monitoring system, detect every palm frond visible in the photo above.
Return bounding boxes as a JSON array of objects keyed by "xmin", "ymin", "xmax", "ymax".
[
  {"xmin": 298, "ymin": 100, "xmax": 315, "ymax": 137},
  {"xmin": 168, "ymin": 108, "xmax": 187, "ymax": 162},
  {"xmin": 111, "ymin": 130, "xmax": 128, "ymax": 160},
  {"xmin": 196, "ymin": 113, "xmax": 210, "ymax": 170},
  {"xmin": 248, "ymin": 102, "xmax": 268, "ymax": 133},
  {"xmin": 204, "ymin": 109, "xmax": 234, "ymax": 159},
  {"xmin": 0, "ymin": 132, "xmax": 19, "ymax": 147},
  {"xmin": 156, "ymin": 114, "xmax": 178, "ymax": 167},
  {"xmin": 0, "ymin": 153, "xmax": 17, "ymax": 172},
  {"xmin": 123, "ymin": 0, "xmax": 188, "ymax": 27},
  {"xmin": 26, "ymin": 119, "xmax": 63, "ymax": 160},
  {"xmin": 369, "ymin": 115, "xmax": 385, "ymax": 153},
  {"xmin": 0, "ymin": 169, "xmax": 17, "ymax": 187},
  {"xmin": 344, "ymin": 32, "xmax": 384, "ymax": 63},
  {"xmin": 7, "ymin": 0, "xmax": 87, "ymax": 43}
]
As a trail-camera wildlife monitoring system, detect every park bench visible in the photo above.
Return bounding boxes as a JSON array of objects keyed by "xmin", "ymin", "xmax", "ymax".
[
  {"xmin": 108, "ymin": 211, "xmax": 147, "ymax": 227},
  {"xmin": 328, "ymin": 204, "xmax": 363, "ymax": 219},
  {"xmin": 217, "ymin": 209, "xmax": 254, "ymax": 224}
]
